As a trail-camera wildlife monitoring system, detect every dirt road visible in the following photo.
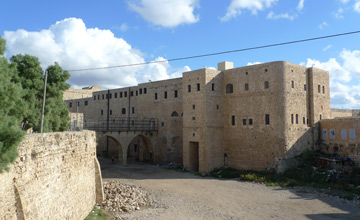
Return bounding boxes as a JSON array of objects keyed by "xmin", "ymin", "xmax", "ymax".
[{"xmin": 100, "ymin": 158, "xmax": 360, "ymax": 220}]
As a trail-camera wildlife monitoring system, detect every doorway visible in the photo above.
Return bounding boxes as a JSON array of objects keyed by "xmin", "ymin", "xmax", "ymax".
[{"xmin": 189, "ymin": 142, "xmax": 199, "ymax": 171}]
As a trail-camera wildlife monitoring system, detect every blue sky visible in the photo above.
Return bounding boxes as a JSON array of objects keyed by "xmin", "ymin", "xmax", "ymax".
[{"xmin": 1, "ymin": 0, "xmax": 360, "ymax": 108}]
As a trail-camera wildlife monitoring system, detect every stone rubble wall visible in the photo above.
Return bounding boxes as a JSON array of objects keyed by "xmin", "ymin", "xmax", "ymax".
[{"xmin": 0, "ymin": 130, "xmax": 103, "ymax": 220}]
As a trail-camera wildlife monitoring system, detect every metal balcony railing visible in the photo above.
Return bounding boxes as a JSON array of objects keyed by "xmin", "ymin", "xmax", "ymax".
[{"xmin": 84, "ymin": 117, "xmax": 158, "ymax": 132}]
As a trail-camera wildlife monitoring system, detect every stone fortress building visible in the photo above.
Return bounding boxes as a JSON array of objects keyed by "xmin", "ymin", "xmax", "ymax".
[{"xmin": 64, "ymin": 61, "xmax": 359, "ymax": 173}]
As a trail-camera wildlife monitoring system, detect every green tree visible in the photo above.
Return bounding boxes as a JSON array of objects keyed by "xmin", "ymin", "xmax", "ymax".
[
  {"xmin": 0, "ymin": 36, "xmax": 25, "ymax": 173},
  {"xmin": 10, "ymin": 54, "xmax": 44, "ymax": 131},
  {"xmin": 43, "ymin": 63, "xmax": 71, "ymax": 132},
  {"xmin": 10, "ymin": 56, "xmax": 71, "ymax": 132}
]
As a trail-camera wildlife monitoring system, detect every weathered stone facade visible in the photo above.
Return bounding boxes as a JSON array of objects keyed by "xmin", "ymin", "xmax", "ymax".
[
  {"xmin": 320, "ymin": 117, "xmax": 360, "ymax": 164},
  {"xmin": 0, "ymin": 131, "xmax": 103, "ymax": 220},
  {"xmin": 64, "ymin": 61, "xmax": 334, "ymax": 172}
]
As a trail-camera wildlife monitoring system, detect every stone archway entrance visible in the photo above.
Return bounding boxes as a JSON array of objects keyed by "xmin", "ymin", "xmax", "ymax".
[{"xmin": 127, "ymin": 135, "xmax": 154, "ymax": 164}]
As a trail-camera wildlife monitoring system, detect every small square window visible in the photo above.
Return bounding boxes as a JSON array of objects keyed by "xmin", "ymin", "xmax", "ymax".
[
  {"xmin": 130, "ymin": 91, "xmax": 134, "ymax": 96},
  {"xmin": 231, "ymin": 115, "xmax": 235, "ymax": 125},
  {"xmin": 97, "ymin": 95, "xmax": 100, "ymax": 100},
  {"xmin": 101, "ymin": 110, "xmax": 103, "ymax": 115},
  {"xmin": 140, "ymin": 88, "xmax": 142, "ymax": 94},
  {"xmin": 69, "ymin": 103, "xmax": 72, "ymax": 108},
  {"xmin": 161, "ymin": 122, "xmax": 164, "ymax": 127},
  {"xmin": 249, "ymin": 119, "xmax": 253, "ymax": 125},
  {"xmin": 120, "ymin": 92, "xmax": 123, "ymax": 98},
  {"xmin": 265, "ymin": 114, "xmax": 270, "ymax": 125},
  {"xmin": 115, "ymin": 93, "xmax": 117, "ymax": 98},
  {"xmin": 264, "ymin": 81, "xmax": 269, "ymax": 89},
  {"xmin": 245, "ymin": 83, "xmax": 249, "ymax": 91},
  {"xmin": 350, "ymin": 129, "xmax": 355, "ymax": 139},
  {"xmin": 322, "ymin": 129, "xmax": 327, "ymax": 139},
  {"xmin": 124, "ymin": 92, "xmax": 127, "ymax": 97},
  {"xmin": 136, "ymin": 91, "xmax": 138, "ymax": 96},
  {"xmin": 94, "ymin": 96, "xmax": 96, "ymax": 100},
  {"xmin": 330, "ymin": 129, "xmax": 335, "ymax": 139},
  {"xmin": 242, "ymin": 119, "xmax": 246, "ymax": 125},
  {"xmin": 192, "ymin": 117, "xmax": 196, "ymax": 120},
  {"xmin": 341, "ymin": 129, "xmax": 346, "ymax": 139},
  {"xmin": 85, "ymin": 101, "xmax": 88, "ymax": 106},
  {"xmin": 144, "ymin": 88, "xmax": 147, "ymax": 94},
  {"xmin": 102, "ymin": 94, "xmax": 105, "ymax": 99}
]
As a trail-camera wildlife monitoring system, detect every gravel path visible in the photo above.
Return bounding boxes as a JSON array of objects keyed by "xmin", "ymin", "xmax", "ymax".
[{"xmin": 99, "ymin": 158, "xmax": 360, "ymax": 220}]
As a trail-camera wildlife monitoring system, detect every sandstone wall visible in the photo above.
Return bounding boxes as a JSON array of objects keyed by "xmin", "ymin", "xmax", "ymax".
[
  {"xmin": 320, "ymin": 117, "xmax": 360, "ymax": 164},
  {"xmin": 0, "ymin": 131, "xmax": 103, "ymax": 220}
]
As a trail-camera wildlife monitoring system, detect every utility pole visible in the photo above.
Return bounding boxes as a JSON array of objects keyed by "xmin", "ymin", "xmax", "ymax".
[
  {"xmin": 106, "ymin": 89, "xmax": 110, "ymax": 157},
  {"xmin": 40, "ymin": 71, "xmax": 48, "ymax": 133}
]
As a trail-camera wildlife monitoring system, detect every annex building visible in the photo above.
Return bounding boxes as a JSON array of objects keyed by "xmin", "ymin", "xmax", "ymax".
[{"xmin": 64, "ymin": 61, "xmax": 351, "ymax": 173}]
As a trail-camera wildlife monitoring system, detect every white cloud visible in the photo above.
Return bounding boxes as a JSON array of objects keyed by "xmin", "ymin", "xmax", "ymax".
[
  {"xmin": 338, "ymin": 0, "xmax": 350, "ymax": 4},
  {"xmin": 319, "ymin": 21, "xmax": 329, "ymax": 29},
  {"xmin": 323, "ymin": 45, "xmax": 332, "ymax": 51},
  {"xmin": 354, "ymin": 0, "xmax": 360, "ymax": 12},
  {"xmin": 303, "ymin": 49, "xmax": 360, "ymax": 108},
  {"xmin": 297, "ymin": 0, "xmax": 305, "ymax": 11},
  {"xmin": 247, "ymin": 61, "xmax": 263, "ymax": 66},
  {"xmin": 4, "ymin": 18, "xmax": 189, "ymax": 89},
  {"xmin": 334, "ymin": 8, "xmax": 344, "ymax": 19},
  {"xmin": 221, "ymin": 0, "xmax": 278, "ymax": 22},
  {"xmin": 128, "ymin": 0, "xmax": 199, "ymax": 28},
  {"xmin": 267, "ymin": 11, "xmax": 297, "ymax": 20}
]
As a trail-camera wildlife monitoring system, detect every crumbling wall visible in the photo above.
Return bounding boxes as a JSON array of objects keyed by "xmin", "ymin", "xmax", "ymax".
[{"xmin": 0, "ymin": 131, "xmax": 103, "ymax": 220}]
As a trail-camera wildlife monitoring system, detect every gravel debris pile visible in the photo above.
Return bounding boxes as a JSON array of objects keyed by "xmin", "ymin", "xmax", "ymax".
[{"xmin": 101, "ymin": 180, "xmax": 149, "ymax": 213}]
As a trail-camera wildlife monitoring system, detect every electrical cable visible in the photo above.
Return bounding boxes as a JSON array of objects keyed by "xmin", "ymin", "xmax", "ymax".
[{"xmin": 66, "ymin": 30, "xmax": 360, "ymax": 72}]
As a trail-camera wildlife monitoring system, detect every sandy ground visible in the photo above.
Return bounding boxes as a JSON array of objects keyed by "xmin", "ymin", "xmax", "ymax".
[{"xmin": 99, "ymin": 158, "xmax": 360, "ymax": 220}]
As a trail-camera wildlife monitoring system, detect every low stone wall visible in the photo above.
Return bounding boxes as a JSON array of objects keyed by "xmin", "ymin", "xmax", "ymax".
[{"xmin": 0, "ymin": 131, "xmax": 103, "ymax": 220}]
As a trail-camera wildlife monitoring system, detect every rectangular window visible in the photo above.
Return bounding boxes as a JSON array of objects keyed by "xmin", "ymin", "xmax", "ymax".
[
  {"xmin": 110, "ymin": 110, "xmax": 112, "ymax": 115},
  {"xmin": 231, "ymin": 115, "xmax": 235, "ymax": 126},
  {"xmin": 77, "ymin": 102, "xmax": 80, "ymax": 106},
  {"xmin": 130, "ymin": 91, "xmax": 134, "ymax": 96},
  {"xmin": 115, "ymin": 93, "xmax": 117, "ymax": 98},
  {"xmin": 245, "ymin": 83, "xmax": 249, "ymax": 91},
  {"xmin": 265, "ymin": 114, "xmax": 270, "ymax": 125},
  {"xmin": 94, "ymin": 96, "xmax": 96, "ymax": 100},
  {"xmin": 164, "ymin": 91, "xmax": 167, "ymax": 99},
  {"xmin": 144, "ymin": 88, "xmax": 147, "ymax": 94},
  {"xmin": 192, "ymin": 117, "xmax": 196, "ymax": 120},
  {"xmin": 136, "ymin": 90, "xmax": 138, "ymax": 96},
  {"xmin": 109, "ymin": 93, "xmax": 112, "ymax": 99},
  {"xmin": 132, "ymin": 107, "xmax": 135, "ymax": 114},
  {"xmin": 341, "ymin": 129, "xmax": 346, "ymax": 139},
  {"xmin": 174, "ymin": 90, "xmax": 178, "ymax": 98},
  {"xmin": 303, "ymin": 117, "xmax": 305, "ymax": 124},
  {"xmin": 212, "ymin": 83, "xmax": 215, "ymax": 91},
  {"xmin": 322, "ymin": 129, "xmax": 327, "ymax": 139},
  {"xmin": 161, "ymin": 122, "xmax": 164, "ymax": 127},
  {"xmin": 69, "ymin": 103, "xmax": 72, "ymax": 108},
  {"xmin": 330, "ymin": 129, "xmax": 335, "ymax": 139},
  {"xmin": 249, "ymin": 118, "xmax": 253, "ymax": 125},
  {"xmin": 192, "ymin": 105, "xmax": 195, "ymax": 109},
  {"xmin": 318, "ymin": 85, "xmax": 321, "ymax": 93},
  {"xmin": 304, "ymin": 84, "xmax": 307, "ymax": 91},
  {"xmin": 322, "ymin": 86, "xmax": 325, "ymax": 94},
  {"xmin": 296, "ymin": 114, "xmax": 298, "ymax": 124},
  {"xmin": 197, "ymin": 83, "xmax": 200, "ymax": 91},
  {"xmin": 291, "ymin": 114, "xmax": 294, "ymax": 124},
  {"xmin": 97, "ymin": 95, "xmax": 100, "ymax": 100},
  {"xmin": 242, "ymin": 119, "xmax": 246, "ymax": 125},
  {"xmin": 320, "ymin": 114, "xmax": 322, "ymax": 120},
  {"xmin": 101, "ymin": 110, "xmax": 103, "ymax": 115},
  {"xmin": 85, "ymin": 101, "xmax": 88, "ymax": 106},
  {"xmin": 188, "ymin": 85, "xmax": 191, "ymax": 92},
  {"xmin": 350, "ymin": 129, "xmax": 355, "ymax": 139},
  {"xmin": 155, "ymin": 93, "xmax": 158, "ymax": 100},
  {"xmin": 120, "ymin": 92, "xmax": 123, "ymax": 98},
  {"xmin": 139, "ymin": 88, "xmax": 142, "ymax": 94},
  {"xmin": 124, "ymin": 92, "xmax": 127, "ymax": 97},
  {"xmin": 106, "ymin": 94, "xmax": 108, "ymax": 99},
  {"xmin": 102, "ymin": 94, "xmax": 105, "ymax": 99},
  {"xmin": 291, "ymin": 81, "xmax": 294, "ymax": 88},
  {"xmin": 264, "ymin": 81, "xmax": 269, "ymax": 89}
]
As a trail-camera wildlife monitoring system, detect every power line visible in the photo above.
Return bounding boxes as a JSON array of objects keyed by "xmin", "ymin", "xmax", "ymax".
[{"xmin": 66, "ymin": 30, "xmax": 360, "ymax": 72}]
